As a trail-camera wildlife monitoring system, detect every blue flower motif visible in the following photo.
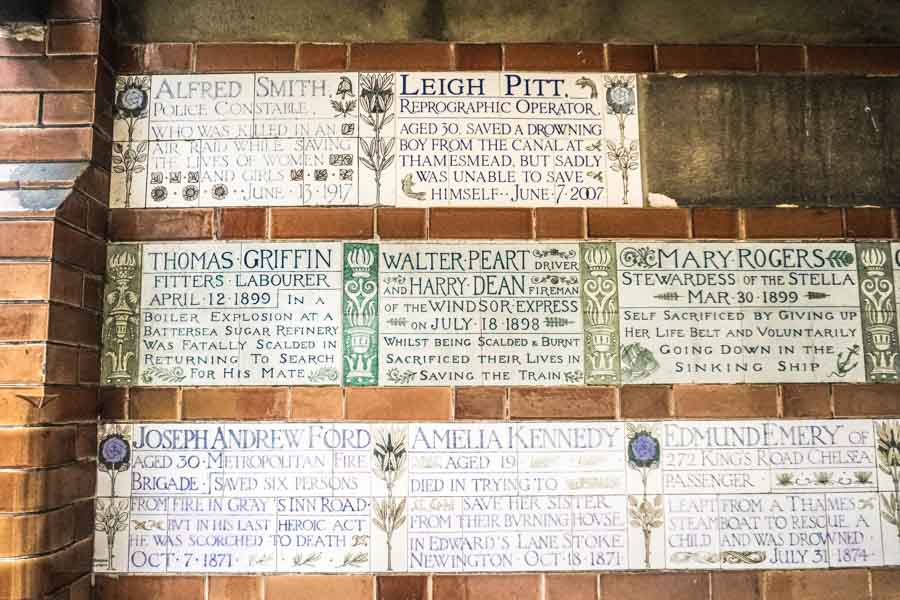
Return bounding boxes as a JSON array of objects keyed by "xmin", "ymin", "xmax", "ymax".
[
  {"xmin": 99, "ymin": 434, "xmax": 130, "ymax": 468},
  {"xmin": 628, "ymin": 431, "xmax": 660, "ymax": 469}
]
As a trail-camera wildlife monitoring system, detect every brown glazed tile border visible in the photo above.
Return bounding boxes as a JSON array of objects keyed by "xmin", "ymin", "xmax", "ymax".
[
  {"xmin": 106, "ymin": 207, "xmax": 899, "ymax": 242},
  {"xmin": 116, "ymin": 42, "xmax": 900, "ymax": 74}
]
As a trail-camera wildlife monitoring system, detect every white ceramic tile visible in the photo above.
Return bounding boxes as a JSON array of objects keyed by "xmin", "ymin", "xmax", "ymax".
[
  {"xmin": 665, "ymin": 495, "xmax": 720, "ymax": 569},
  {"xmin": 133, "ymin": 242, "xmax": 342, "ymax": 386},
  {"xmin": 378, "ymin": 243, "xmax": 583, "ymax": 386},
  {"xmin": 661, "ymin": 422, "xmax": 769, "ymax": 494},
  {"xmin": 100, "ymin": 419, "xmax": 900, "ymax": 574},
  {"xmin": 111, "ymin": 71, "xmax": 643, "ymax": 208},
  {"xmin": 616, "ymin": 242, "xmax": 866, "ymax": 384}
]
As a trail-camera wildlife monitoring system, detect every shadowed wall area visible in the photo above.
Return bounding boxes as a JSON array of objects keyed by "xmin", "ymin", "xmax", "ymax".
[{"xmin": 116, "ymin": 0, "xmax": 900, "ymax": 43}]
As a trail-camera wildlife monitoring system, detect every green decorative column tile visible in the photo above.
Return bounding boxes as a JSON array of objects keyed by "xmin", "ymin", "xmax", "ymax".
[
  {"xmin": 343, "ymin": 242, "xmax": 379, "ymax": 386},
  {"xmin": 856, "ymin": 241, "xmax": 900, "ymax": 382},
  {"xmin": 580, "ymin": 241, "xmax": 620, "ymax": 385},
  {"xmin": 100, "ymin": 244, "xmax": 142, "ymax": 386}
]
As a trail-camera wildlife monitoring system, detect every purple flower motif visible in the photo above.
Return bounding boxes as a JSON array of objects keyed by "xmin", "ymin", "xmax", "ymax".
[
  {"xmin": 99, "ymin": 434, "xmax": 130, "ymax": 469},
  {"xmin": 628, "ymin": 431, "xmax": 660, "ymax": 469}
]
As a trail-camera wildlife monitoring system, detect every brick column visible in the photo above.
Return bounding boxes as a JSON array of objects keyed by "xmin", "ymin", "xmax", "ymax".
[{"xmin": 0, "ymin": 0, "xmax": 116, "ymax": 597}]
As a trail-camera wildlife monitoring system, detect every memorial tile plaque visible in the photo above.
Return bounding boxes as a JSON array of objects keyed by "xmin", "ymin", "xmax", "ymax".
[
  {"xmin": 101, "ymin": 242, "xmax": 343, "ymax": 386},
  {"xmin": 102, "ymin": 240, "xmax": 900, "ymax": 386},
  {"xmin": 94, "ymin": 418, "xmax": 900, "ymax": 574},
  {"xmin": 378, "ymin": 243, "xmax": 585, "ymax": 386},
  {"xmin": 110, "ymin": 72, "xmax": 642, "ymax": 208},
  {"xmin": 616, "ymin": 242, "xmax": 866, "ymax": 384}
]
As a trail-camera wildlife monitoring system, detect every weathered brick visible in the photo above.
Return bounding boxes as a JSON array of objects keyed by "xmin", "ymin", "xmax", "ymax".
[
  {"xmin": 54, "ymin": 222, "xmax": 105, "ymax": 273},
  {"xmin": 833, "ymin": 383, "xmax": 900, "ymax": 416},
  {"xmin": 182, "ymin": 387, "xmax": 289, "ymax": 420},
  {"xmin": 711, "ymin": 572, "xmax": 761, "ymax": 600},
  {"xmin": 744, "ymin": 208, "xmax": 843, "ymax": 238},
  {"xmin": 47, "ymin": 22, "xmax": 100, "ymax": 55},
  {"xmin": 0, "ymin": 426, "xmax": 76, "ymax": 467},
  {"xmin": 42, "ymin": 92, "xmax": 95, "ymax": 124},
  {"xmin": 808, "ymin": 46, "xmax": 900, "ymax": 74},
  {"xmin": 433, "ymin": 575, "xmax": 540, "ymax": 600},
  {"xmin": 218, "ymin": 207, "xmax": 267, "ymax": 239},
  {"xmin": 0, "ymin": 304, "xmax": 48, "ymax": 342},
  {"xmin": 0, "ymin": 385, "xmax": 97, "ymax": 425},
  {"xmin": 78, "ymin": 347, "xmax": 99, "ymax": 383},
  {"xmin": 265, "ymin": 575, "xmax": 373, "ymax": 600},
  {"xmin": 757, "ymin": 46, "xmax": 805, "ymax": 73},
  {"xmin": 0, "ymin": 38, "xmax": 43, "ymax": 57},
  {"xmin": 845, "ymin": 207, "xmax": 894, "ymax": 238},
  {"xmin": 0, "ymin": 263, "xmax": 50, "ymax": 300},
  {"xmin": 0, "ymin": 127, "xmax": 92, "ymax": 161},
  {"xmin": 110, "ymin": 209, "xmax": 215, "ymax": 241},
  {"xmin": 50, "ymin": 262, "xmax": 84, "ymax": 306},
  {"xmin": 378, "ymin": 576, "xmax": 427, "ymax": 600},
  {"xmin": 620, "ymin": 385, "xmax": 670, "ymax": 419},
  {"xmin": 509, "ymin": 387, "xmax": 616, "ymax": 419},
  {"xmin": 872, "ymin": 569, "xmax": 900, "ymax": 600},
  {"xmin": 0, "ymin": 344, "xmax": 45, "ymax": 384},
  {"xmin": 602, "ymin": 573, "xmax": 709, "ymax": 600},
  {"xmin": 0, "ymin": 505, "xmax": 74, "ymax": 558},
  {"xmin": 589, "ymin": 208, "xmax": 691, "ymax": 238},
  {"xmin": 504, "ymin": 43, "xmax": 604, "ymax": 70},
  {"xmin": 455, "ymin": 387, "xmax": 505, "ymax": 419},
  {"xmin": 297, "ymin": 43, "xmax": 347, "ymax": 70},
  {"xmin": 99, "ymin": 386, "xmax": 128, "ymax": 420},
  {"xmin": 350, "ymin": 43, "xmax": 452, "ymax": 70},
  {"xmin": 377, "ymin": 208, "xmax": 427, "ymax": 239},
  {"xmin": 0, "ymin": 93, "xmax": 39, "ymax": 125},
  {"xmin": 608, "ymin": 44, "xmax": 655, "ymax": 72},
  {"xmin": 48, "ymin": 0, "xmax": 101, "ymax": 19},
  {"xmin": 96, "ymin": 575, "xmax": 206, "ymax": 600},
  {"xmin": 0, "ymin": 537, "xmax": 91, "ymax": 598},
  {"xmin": 210, "ymin": 576, "xmax": 262, "ymax": 600},
  {"xmin": 764, "ymin": 569, "xmax": 868, "ymax": 600},
  {"xmin": 535, "ymin": 207, "xmax": 585, "ymax": 239},
  {"xmin": 270, "ymin": 208, "xmax": 374, "ymax": 239},
  {"xmin": 782, "ymin": 384, "xmax": 831, "ymax": 418},
  {"xmin": 45, "ymin": 342, "xmax": 79, "ymax": 384},
  {"xmin": 673, "ymin": 384, "xmax": 779, "ymax": 418},
  {"xmin": 692, "ymin": 208, "xmax": 739, "ymax": 239},
  {"xmin": 144, "ymin": 43, "xmax": 194, "ymax": 73},
  {"xmin": 47, "ymin": 303, "xmax": 99, "ymax": 346},
  {"xmin": 430, "ymin": 208, "xmax": 532, "ymax": 239},
  {"xmin": 546, "ymin": 575, "xmax": 597, "ymax": 600},
  {"xmin": 0, "ymin": 461, "xmax": 93, "ymax": 512},
  {"xmin": 196, "ymin": 43, "xmax": 296, "ymax": 72},
  {"xmin": 0, "ymin": 57, "xmax": 97, "ymax": 91},
  {"xmin": 290, "ymin": 387, "xmax": 343, "ymax": 420},
  {"xmin": 75, "ymin": 422, "xmax": 96, "ymax": 459},
  {"xmin": 455, "ymin": 44, "xmax": 502, "ymax": 70},
  {"xmin": 657, "ymin": 45, "xmax": 756, "ymax": 71},
  {"xmin": 130, "ymin": 387, "xmax": 179, "ymax": 420},
  {"xmin": 346, "ymin": 387, "xmax": 452, "ymax": 420}
]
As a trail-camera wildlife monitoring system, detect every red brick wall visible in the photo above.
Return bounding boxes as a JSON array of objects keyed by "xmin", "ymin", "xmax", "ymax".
[{"xmin": 0, "ymin": 0, "xmax": 118, "ymax": 598}]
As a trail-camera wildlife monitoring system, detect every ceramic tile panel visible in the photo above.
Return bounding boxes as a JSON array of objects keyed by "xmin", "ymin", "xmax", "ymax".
[
  {"xmin": 110, "ymin": 72, "xmax": 641, "ymax": 208},
  {"xmin": 96, "ymin": 418, "xmax": 900, "ymax": 574},
  {"xmin": 101, "ymin": 240, "xmax": 900, "ymax": 386},
  {"xmin": 101, "ymin": 242, "xmax": 343, "ymax": 386},
  {"xmin": 378, "ymin": 243, "xmax": 585, "ymax": 386},
  {"xmin": 616, "ymin": 242, "xmax": 866, "ymax": 384}
]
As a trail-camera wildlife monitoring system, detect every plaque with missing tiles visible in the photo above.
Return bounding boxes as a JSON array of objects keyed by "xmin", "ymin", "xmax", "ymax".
[
  {"xmin": 109, "ymin": 72, "xmax": 642, "ymax": 208},
  {"xmin": 94, "ymin": 419, "xmax": 900, "ymax": 574},
  {"xmin": 100, "ymin": 240, "xmax": 900, "ymax": 387}
]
